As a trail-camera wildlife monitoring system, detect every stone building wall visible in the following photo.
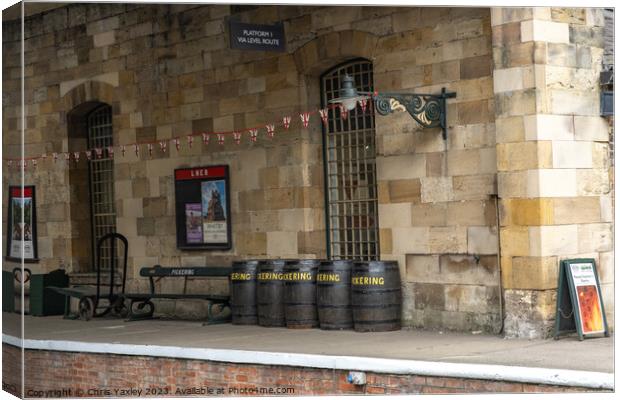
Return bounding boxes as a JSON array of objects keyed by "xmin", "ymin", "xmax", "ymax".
[
  {"xmin": 491, "ymin": 7, "xmax": 613, "ymax": 337},
  {"xmin": 2, "ymin": 4, "xmax": 613, "ymax": 336}
]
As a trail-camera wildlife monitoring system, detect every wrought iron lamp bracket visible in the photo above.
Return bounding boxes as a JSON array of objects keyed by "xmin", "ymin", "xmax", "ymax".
[{"xmin": 368, "ymin": 88, "xmax": 457, "ymax": 140}]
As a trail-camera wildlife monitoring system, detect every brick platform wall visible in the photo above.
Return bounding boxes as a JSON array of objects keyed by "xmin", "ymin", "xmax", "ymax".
[{"xmin": 1, "ymin": 344, "xmax": 607, "ymax": 397}]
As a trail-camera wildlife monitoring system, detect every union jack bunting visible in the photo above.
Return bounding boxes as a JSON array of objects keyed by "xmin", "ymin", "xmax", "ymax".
[
  {"xmin": 266, "ymin": 124, "xmax": 275, "ymax": 138},
  {"xmin": 339, "ymin": 105, "xmax": 348, "ymax": 120},
  {"xmin": 217, "ymin": 134, "xmax": 225, "ymax": 145},
  {"xmin": 233, "ymin": 132, "xmax": 242, "ymax": 145},
  {"xmin": 94, "ymin": 148, "xmax": 103, "ymax": 159},
  {"xmin": 319, "ymin": 108, "xmax": 329, "ymax": 126},
  {"xmin": 300, "ymin": 112, "xmax": 310, "ymax": 128},
  {"xmin": 159, "ymin": 140, "xmax": 167, "ymax": 153},
  {"xmin": 282, "ymin": 116, "xmax": 291, "ymax": 130},
  {"xmin": 249, "ymin": 129, "xmax": 258, "ymax": 142}
]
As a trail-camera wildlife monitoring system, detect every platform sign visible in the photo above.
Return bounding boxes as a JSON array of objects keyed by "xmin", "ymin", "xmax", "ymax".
[
  {"xmin": 554, "ymin": 258, "xmax": 608, "ymax": 340},
  {"xmin": 174, "ymin": 166, "xmax": 232, "ymax": 250},
  {"xmin": 229, "ymin": 20, "xmax": 286, "ymax": 52}
]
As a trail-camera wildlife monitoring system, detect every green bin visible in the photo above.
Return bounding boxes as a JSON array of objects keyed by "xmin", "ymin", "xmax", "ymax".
[
  {"xmin": 2, "ymin": 270, "xmax": 15, "ymax": 313},
  {"xmin": 29, "ymin": 269, "xmax": 69, "ymax": 316}
]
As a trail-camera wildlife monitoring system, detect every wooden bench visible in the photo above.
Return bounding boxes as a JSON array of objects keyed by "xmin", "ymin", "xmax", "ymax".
[{"xmin": 123, "ymin": 265, "xmax": 232, "ymax": 323}]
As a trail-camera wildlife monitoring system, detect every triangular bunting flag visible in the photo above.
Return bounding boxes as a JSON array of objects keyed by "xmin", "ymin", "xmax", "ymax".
[
  {"xmin": 249, "ymin": 129, "xmax": 258, "ymax": 142},
  {"xmin": 339, "ymin": 105, "xmax": 348, "ymax": 120},
  {"xmin": 266, "ymin": 124, "xmax": 275, "ymax": 138},
  {"xmin": 319, "ymin": 108, "xmax": 329, "ymax": 126},
  {"xmin": 217, "ymin": 134, "xmax": 225, "ymax": 145},
  {"xmin": 300, "ymin": 112, "xmax": 310, "ymax": 128},
  {"xmin": 283, "ymin": 116, "xmax": 291, "ymax": 130}
]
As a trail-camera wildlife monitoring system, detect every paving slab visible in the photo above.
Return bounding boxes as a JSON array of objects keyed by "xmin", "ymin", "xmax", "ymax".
[{"xmin": 2, "ymin": 312, "xmax": 613, "ymax": 373}]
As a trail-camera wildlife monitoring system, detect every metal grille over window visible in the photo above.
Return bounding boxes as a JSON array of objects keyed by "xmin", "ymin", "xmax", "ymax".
[
  {"xmin": 87, "ymin": 105, "xmax": 116, "ymax": 271},
  {"xmin": 321, "ymin": 60, "xmax": 379, "ymax": 261}
]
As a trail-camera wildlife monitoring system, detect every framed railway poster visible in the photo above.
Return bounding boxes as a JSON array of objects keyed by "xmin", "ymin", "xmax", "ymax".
[
  {"xmin": 174, "ymin": 166, "xmax": 232, "ymax": 250},
  {"xmin": 5, "ymin": 185, "xmax": 39, "ymax": 263},
  {"xmin": 554, "ymin": 258, "xmax": 609, "ymax": 340}
]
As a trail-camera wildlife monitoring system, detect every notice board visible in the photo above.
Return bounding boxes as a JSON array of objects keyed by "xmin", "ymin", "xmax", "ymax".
[
  {"xmin": 174, "ymin": 166, "xmax": 232, "ymax": 250},
  {"xmin": 229, "ymin": 20, "xmax": 286, "ymax": 52},
  {"xmin": 554, "ymin": 258, "xmax": 609, "ymax": 340},
  {"xmin": 5, "ymin": 185, "xmax": 38, "ymax": 262}
]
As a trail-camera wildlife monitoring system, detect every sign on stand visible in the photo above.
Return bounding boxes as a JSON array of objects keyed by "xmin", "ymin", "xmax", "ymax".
[
  {"xmin": 554, "ymin": 258, "xmax": 608, "ymax": 340},
  {"xmin": 229, "ymin": 20, "xmax": 286, "ymax": 52}
]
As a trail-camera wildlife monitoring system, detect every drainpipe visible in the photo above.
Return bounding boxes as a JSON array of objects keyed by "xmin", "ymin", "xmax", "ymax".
[{"xmin": 493, "ymin": 194, "xmax": 504, "ymax": 335}]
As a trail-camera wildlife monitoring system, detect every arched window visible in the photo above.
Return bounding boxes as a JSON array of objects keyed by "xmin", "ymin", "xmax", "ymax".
[
  {"xmin": 86, "ymin": 104, "xmax": 116, "ymax": 270},
  {"xmin": 321, "ymin": 59, "xmax": 379, "ymax": 261}
]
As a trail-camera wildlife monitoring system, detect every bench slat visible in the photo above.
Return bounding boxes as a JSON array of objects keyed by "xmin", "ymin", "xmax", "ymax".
[
  {"xmin": 139, "ymin": 266, "xmax": 231, "ymax": 277},
  {"xmin": 124, "ymin": 293, "xmax": 229, "ymax": 301}
]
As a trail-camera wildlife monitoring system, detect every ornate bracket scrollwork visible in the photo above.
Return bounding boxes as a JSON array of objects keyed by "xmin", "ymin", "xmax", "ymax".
[{"xmin": 372, "ymin": 88, "xmax": 457, "ymax": 140}]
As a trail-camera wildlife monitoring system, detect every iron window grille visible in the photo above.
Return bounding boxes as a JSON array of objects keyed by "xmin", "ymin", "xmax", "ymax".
[
  {"xmin": 321, "ymin": 59, "xmax": 380, "ymax": 261},
  {"xmin": 87, "ymin": 105, "xmax": 116, "ymax": 271}
]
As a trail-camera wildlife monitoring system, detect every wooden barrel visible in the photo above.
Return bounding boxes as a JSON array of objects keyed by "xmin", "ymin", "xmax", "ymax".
[
  {"xmin": 351, "ymin": 261, "xmax": 401, "ymax": 332},
  {"xmin": 257, "ymin": 259, "xmax": 297, "ymax": 327},
  {"xmin": 317, "ymin": 260, "xmax": 353, "ymax": 330},
  {"xmin": 284, "ymin": 259, "xmax": 321, "ymax": 329},
  {"xmin": 230, "ymin": 260, "xmax": 261, "ymax": 325}
]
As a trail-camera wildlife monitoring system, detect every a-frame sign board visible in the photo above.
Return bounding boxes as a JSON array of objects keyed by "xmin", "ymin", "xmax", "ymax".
[{"xmin": 554, "ymin": 258, "xmax": 609, "ymax": 341}]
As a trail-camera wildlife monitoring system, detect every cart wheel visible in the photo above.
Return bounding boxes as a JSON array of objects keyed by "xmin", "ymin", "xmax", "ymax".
[
  {"xmin": 113, "ymin": 299, "xmax": 129, "ymax": 318},
  {"xmin": 78, "ymin": 297, "xmax": 94, "ymax": 321},
  {"xmin": 130, "ymin": 300, "xmax": 154, "ymax": 318}
]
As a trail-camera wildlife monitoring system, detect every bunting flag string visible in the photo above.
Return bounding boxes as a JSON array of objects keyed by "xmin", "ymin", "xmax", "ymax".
[{"xmin": 4, "ymin": 101, "xmax": 373, "ymax": 169}]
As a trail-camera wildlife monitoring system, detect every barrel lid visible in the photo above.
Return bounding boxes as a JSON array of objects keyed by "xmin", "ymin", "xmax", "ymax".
[{"xmin": 320, "ymin": 260, "xmax": 353, "ymax": 266}]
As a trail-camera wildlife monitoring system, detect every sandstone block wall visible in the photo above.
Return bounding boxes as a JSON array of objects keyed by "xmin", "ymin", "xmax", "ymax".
[
  {"xmin": 491, "ymin": 7, "xmax": 613, "ymax": 338},
  {"xmin": 2, "ymin": 5, "xmax": 613, "ymax": 336}
]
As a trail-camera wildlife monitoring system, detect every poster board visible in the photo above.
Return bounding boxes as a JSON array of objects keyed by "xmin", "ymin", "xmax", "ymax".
[
  {"xmin": 5, "ymin": 185, "xmax": 38, "ymax": 263},
  {"xmin": 554, "ymin": 258, "xmax": 608, "ymax": 340},
  {"xmin": 174, "ymin": 166, "xmax": 232, "ymax": 251}
]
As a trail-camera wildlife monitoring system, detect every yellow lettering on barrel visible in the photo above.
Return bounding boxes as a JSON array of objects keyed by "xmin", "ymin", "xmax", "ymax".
[
  {"xmin": 317, "ymin": 273, "xmax": 340, "ymax": 282},
  {"xmin": 231, "ymin": 273, "xmax": 251, "ymax": 281},
  {"xmin": 352, "ymin": 276, "xmax": 385, "ymax": 286}
]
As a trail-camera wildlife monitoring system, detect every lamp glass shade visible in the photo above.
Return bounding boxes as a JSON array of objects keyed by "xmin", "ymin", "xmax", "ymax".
[{"xmin": 341, "ymin": 98, "xmax": 358, "ymax": 111}]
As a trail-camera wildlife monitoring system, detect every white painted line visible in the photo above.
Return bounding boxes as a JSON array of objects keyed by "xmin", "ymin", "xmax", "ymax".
[{"xmin": 3, "ymin": 334, "xmax": 613, "ymax": 390}]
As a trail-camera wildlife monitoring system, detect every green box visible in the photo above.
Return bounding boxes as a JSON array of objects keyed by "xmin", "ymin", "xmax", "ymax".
[
  {"xmin": 2, "ymin": 270, "xmax": 15, "ymax": 313},
  {"xmin": 29, "ymin": 269, "xmax": 69, "ymax": 316}
]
